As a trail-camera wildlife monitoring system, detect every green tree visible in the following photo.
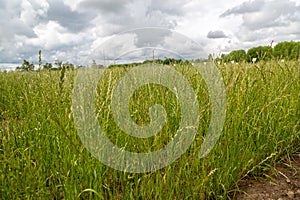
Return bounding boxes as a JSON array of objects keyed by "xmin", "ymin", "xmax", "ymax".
[
  {"xmin": 227, "ymin": 50, "xmax": 246, "ymax": 62},
  {"xmin": 246, "ymin": 46, "xmax": 272, "ymax": 62},
  {"xmin": 16, "ymin": 60, "xmax": 35, "ymax": 72},
  {"xmin": 274, "ymin": 41, "xmax": 291, "ymax": 59},
  {"xmin": 53, "ymin": 60, "xmax": 63, "ymax": 70},
  {"xmin": 218, "ymin": 54, "xmax": 228, "ymax": 63},
  {"xmin": 62, "ymin": 62, "xmax": 75, "ymax": 70},
  {"xmin": 43, "ymin": 62, "xmax": 53, "ymax": 70},
  {"xmin": 274, "ymin": 41, "xmax": 300, "ymax": 60},
  {"xmin": 162, "ymin": 57, "xmax": 183, "ymax": 65},
  {"xmin": 292, "ymin": 42, "xmax": 300, "ymax": 60}
]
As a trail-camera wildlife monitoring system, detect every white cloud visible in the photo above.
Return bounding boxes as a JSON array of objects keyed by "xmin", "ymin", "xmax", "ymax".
[
  {"xmin": 62, "ymin": 0, "xmax": 83, "ymax": 11},
  {"xmin": 0, "ymin": 0, "xmax": 299, "ymax": 65},
  {"xmin": 20, "ymin": 0, "xmax": 49, "ymax": 26},
  {"xmin": 23, "ymin": 21, "xmax": 83, "ymax": 49},
  {"xmin": 220, "ymin": 0, "xmax": 300, "ymax": 48}
]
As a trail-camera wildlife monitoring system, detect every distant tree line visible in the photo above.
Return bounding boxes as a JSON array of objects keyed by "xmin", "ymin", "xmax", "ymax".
[
  {"xmin": 217, "ymin": 41, "xmax": 300, "ymax": 63},
  {"xmin": 16, "ymin": 60, "xmax": 75, "ymax": 72},
  {"xmin": 108, "ymin": 57, "xmax": 191, "ymax": 68},
  {"xmin": 15, "ymin": 41, "xmax": 300, "ymax": 72},
  {"xmin": 146, "ymin": 57, "xmax": 190, "ymax": 65},
  {"xmin": 16, "ymin": 50, "xmax": 76, "ymax": 72}
]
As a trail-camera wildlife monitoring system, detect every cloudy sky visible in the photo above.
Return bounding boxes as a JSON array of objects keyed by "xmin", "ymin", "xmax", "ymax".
[{"xmin": 0, "ymin": 0, "xmax": 300, "ymax": 68}]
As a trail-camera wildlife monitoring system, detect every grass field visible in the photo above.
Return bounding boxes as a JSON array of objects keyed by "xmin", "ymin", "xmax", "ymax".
[{"xmin": 0, "ymin": 60, "xmax": 299, "ymax": 199}]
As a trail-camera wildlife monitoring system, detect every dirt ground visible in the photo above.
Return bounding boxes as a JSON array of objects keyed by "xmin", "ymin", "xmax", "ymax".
[{"xmin": 234, "ymin": 153, "xmax": 300, "ymax": 200}]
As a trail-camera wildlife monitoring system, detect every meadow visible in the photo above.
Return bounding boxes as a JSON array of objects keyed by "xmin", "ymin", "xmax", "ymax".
[{"xmin": 0, "ymin": 60, "xmax": 299, "ymax": 199}]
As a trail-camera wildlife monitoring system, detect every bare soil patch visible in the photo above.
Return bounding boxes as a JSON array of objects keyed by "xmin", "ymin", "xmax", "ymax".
[{"xmin": 234, "ymin": 153, "xmax": 300, "ymax": 200}]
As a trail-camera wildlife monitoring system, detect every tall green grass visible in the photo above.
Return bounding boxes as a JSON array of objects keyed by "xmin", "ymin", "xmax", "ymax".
[{"xmin": 0, "ymin": 61, "xmax": 299, "ymax": 199}]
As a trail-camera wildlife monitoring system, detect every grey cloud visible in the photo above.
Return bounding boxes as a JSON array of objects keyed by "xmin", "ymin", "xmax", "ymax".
[
  {"xmin": 4, "ymin": 0, "xmax": 298, "ymax": 66},
  {"xmin": 77, "ymin": 0, "xmax": 182, "ymax": 37},
  {"xmin": 220, "ymin": 0, "xmax": 264, "ymax": 17},
  {"xmin": 0, "ymin": 0, "xmax": 37, "ymax": 63},
  {"xmin": 1, "ymin": 0, "xmax": 185, "ymax": 64},
  {"xmin": 0, "ymin": 0, "xmax": 95, "ymax": 64},
  {"xmin": 88, "ymin": 29, "xmax": 172, "ymax": 62},
  {"xmin": 0, "ymin": 17, "xmax": 36, "ymax": 38},
  {"xmin": 0, "ymin": 1, "xmax": 36, "ymax": 39},
  {"xmin": 133, "ymin": 28, "xmax": 173, "ymax": 48},
  {"xmin": 79, "ymin": 0, "xmax": 133, "ymax": 14},
  {"xmin": 148, "ymin": 0, "xmax": 189, "ymax": 16},
  {"xmin": 46, "ymin": 0, "xmax": 96, "ymax": 33},
  {"xmin": 88, "ymin": 28, "xmax": 205, "ymax": 65},
  {"xmin": 134, "ymin": 28, "xmax": 205, "ymax": 60},
  {"xmin": 220, "ymin": 0, "xmax": 300, "ymax": 35},
  {"xmin": 79, "ymin": 0, "xmax": 186, "ymax": 16},
  {"xmin": 207, "ymin": 30, "xmax": 227, "ymax": 39},
  {"xmin": 244, "ymin": 0, "xmax": 300, "ymax": 30},
  {"xmin": 220, "ymin": 0, "xmax": 300, "ymax": 42},
  {"xmin": 0, "ymin": 0, "xmax": 6, "ymax": 8}
]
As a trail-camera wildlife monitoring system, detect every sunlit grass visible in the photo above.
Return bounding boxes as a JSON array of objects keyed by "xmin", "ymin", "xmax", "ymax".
[{"xmin": 0, "ymin": 60, "xmax": 299, "ymax": 199}]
